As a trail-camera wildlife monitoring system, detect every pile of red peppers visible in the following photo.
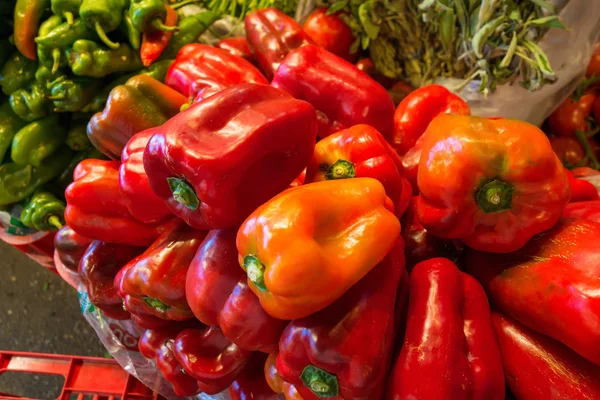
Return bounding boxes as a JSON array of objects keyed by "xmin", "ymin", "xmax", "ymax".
[{"xmin": 51, "ymin": 6, "xmax": 600, "ymax": 400}]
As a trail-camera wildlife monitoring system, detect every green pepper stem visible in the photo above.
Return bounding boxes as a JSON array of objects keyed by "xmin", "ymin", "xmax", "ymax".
[
  {"xmin": 64, "ymin": 11, "xmax": 74, "ymax": 26},
  {"xmin": 95, "ymin": 22, "xmax": 120, "ymax": 49},
  {"xmin": 171, "ymin": 0, "xmax": 202, "ymax": 9},
  {"xmin": 475, "ymin": 179, "xmax": 514, "ymax": 213},
  {"xmin": 51, "ymin": 48, "xmax": 61, "ymax": 74},
  {"xmin": 325, "ymin": 159, "xmax": 356, "ymax": 180},
  {"xmin": 48, "ymin": 215, "xmax": 63, "ymax": 231},
  {"xmin": 300, "ymin": 365, "xmax": 339, "ymax": 398},
  {"xmin": 167, "ymin": 177, "xmax": 200, "ymax": 210},
  {"xmin": 575, "ymin": 130, "xmax": 600, "ymax": 170},
  {"xmin": 143, "ymin": 296, "xmax": 171, "ymax": 313},
  {"xmin": 47, "ymin": 94, "xmax": 66, "ymax": 100},
  {"xmin": 151, "ymin": 18, "xmax": 178, "ymax": 32},
  {"xmin": 243, "ymin": 255, "xmax": 267, "ymax": 292}
]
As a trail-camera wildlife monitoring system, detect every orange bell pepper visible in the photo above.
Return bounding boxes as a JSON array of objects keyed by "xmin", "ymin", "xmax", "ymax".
[{"xmin": 236, "ymin": 178, "xmax": 400, "ymax": 320}]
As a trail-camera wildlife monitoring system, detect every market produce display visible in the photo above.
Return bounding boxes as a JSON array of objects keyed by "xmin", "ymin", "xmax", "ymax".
[{"xmin": 2, "ymin": 1, "xmax": 600, "ymax": 400}]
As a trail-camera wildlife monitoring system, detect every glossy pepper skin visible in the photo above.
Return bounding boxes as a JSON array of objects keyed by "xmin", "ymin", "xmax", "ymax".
[
  {"xmin": 0, "ymin": 52, "xmax": 38, "ymax": 95},
  {"xmin": 139, "ymin": 3, "xmax": 176, "ymax": 67},
  {"xmin": 0, "ymin": 147, "xmax": 73, "ymax": 205},
  {"xmin": 466, "ymin": 218, "xmax": 600, "ymax": 365},
  {"xmin": 548, "ymin": 93, "xmax": 596, "ymax": 137},
  {"xmin": 11, "ymin": 115, "xmax": 66, "ymax": 166},
  {"xmin": 492, "ymin": 312, "xmax": 600, "ymax": 400},
  {"xmin": 79, "ymin": 0, "xmax": 125, "ymax": 49},
  {"xmin": 48, "ymin": 77, "xmax": 102, "ymax": 112},
  {"xmin": 164, "ymin": 43, "xmax": 267, "ymax": 101},
  {"xmin": 65, "ymin": 159, "xmax": 179, "ymax": 246},
  {"xmin": 245, "ymin": 8, "xmax": 314, "ymax": 81},
  {"xmin": 0, "ymin": 100, "xmax": 26, "ymax": 162},
  {"xmin": 305, "ymin": 124, "xmax": 411, "ymax": 218},
  {"xmin": 68, "ymin": 40, "xmax": 142, "ymax": 77},
  {"xmin": 78, "ymin": 240, "xmax": 144, "ymax": 319},
  {"xmin": 52, "ymin": 146, "xmax": 105, "ymax": 191},
  {"xmin": 54, "ymin": 225, "xmax": 92, "ymax": 272},
  {"xmin": 119, "ymin": 129, "xmax": 172, "ymax": 224},
  {"xmin": 566, "ymin": 169, "xmax": 600, "ymax": 202},
  {"xmin": 129, "ymin": 0, "xmax": 173, "ymax": 33},
  {"xmin": 187, "ymin": 229, "xmax": 288, "ymax": 353},
  {"xmin": 14, "ymin": 0, "xmax": 50, "ymax": 60},
  {"xmin": 36, "ymin": 15, "xmax": 66, "ymax": 74},
  {"xmin": 277, "ymin": 241, "xmax": 408, "ymax": 400},
  {"xmin": 9, "ymin": 81, "xmax": 50, "ymax": 122},
  {"xmin": 237, "ymin": 178, "xmax": 400, "ymax": 320},
  {"xmin": 386, "ymin": 258, "xmax": 505, "ymax": 400},
  {"xmin": 302, "ymin": 7, "xmax": 355, "ymax": 62},
  {"xmin": 272, "ymin": 45, "xmax": 395, "ymax": 140},
  {"xmin": 174, "ymin": 326, "xmax": 252, "ymax": 394},
  {"xmin": 159, "ymin": 11, "xmax": 219, "ymax": 60},
  {"xmin": 88, "ymin": 74, "xmax": 187, "ymax": 160},
  {"xmin": 51, "ymin": 0, "xmax": 81, "ymax": 25},
  {"xmin": 144, "ymin": 83, "xmax": 318, "ymax": 230},
  {"xmin": 34, "ymin": 18, "xmax": 97, "ymax": 53},
  {"xmin": 563, "ymin": 200, "xmax": 600, "ymax": 222},
  {"xmin": 117, "ymin": 222, "xmax": 206, "ymax": 321},
  {"xmin": 229, "ymin": 353, "xmax": 283, "ymax": 400},
  {"xmin": 265, "ymin": 353, "xmax": 303, "ymax": 400},
  {"xmin": 20, "ymin": 189, "xmax": 65, "ymax": 231},
  {"xmin": 417, "ymin": 115, "xmax": 571, "ymax": 253},
  {"xmin": 216, "ymin": 37, "xmax": 253, "ymax": 62}
]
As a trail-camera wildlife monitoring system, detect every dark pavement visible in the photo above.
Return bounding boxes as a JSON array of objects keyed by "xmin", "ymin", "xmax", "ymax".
[{"xmin": 0, "ymin": 241, "xmax": 105, "ymax": 399}]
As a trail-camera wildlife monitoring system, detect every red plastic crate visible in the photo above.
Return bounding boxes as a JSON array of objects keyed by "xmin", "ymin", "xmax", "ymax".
[{"xmin": 0, "ymin": 351, "xmax": 164, "ymax": 400}]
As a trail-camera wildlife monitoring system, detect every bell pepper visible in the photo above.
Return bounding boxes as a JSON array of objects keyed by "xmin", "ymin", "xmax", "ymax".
[
  {"xmin": 79, "ymin": 0, "xmax": 125, "ymax": 49},
  {"xmin": 129, "ymin": 0, "xmax": 176, "ymax": 33},
  {"xmin": 563, "ymin": 200, "xmax": 600, "ymax": 222},
  {"xmin": 64, "ymin": 159, "xmax": 179, "ymax": 246},
  {"xmin": 34, "ymin": 19, "xmax": 98, "ymax": 59},
  {"xmin": 216, "ymin": 37, "xmax": 253, "ymax": 62},
  {"xmin": 277, "ymin": 240, "xmax": 407, "ymax": 400},
  {"xmin": 237, "ymin": 177, "xmax": 400, "ymax": 320},
  {"xmin": 492, "ymin": 312, "xmax": 600, "ymax": 400},
  {"xmin": 164, "ymin": 43, "xmax": 267, "ymax": 102},
  {"xmin": 0, "ymin": 100, "xmax": 26, "ymax": 162},
  {"xmin": 401, "ymin": 197, "xmax": 463, "ymax": 272},
  {"xmin": 121, "ymin": 9, "xmax": 141, "ymax": 50},
  {"xmin": 139, "ymin": 3, "xmax": 176, "ymax": 67},
  {"xmin": 245, "ymin": 8, "xmax": 315, "ymax": 81},
  {"xmin": 548, "ymin": 93, "xmax": 597, "ymax": 137},
  {"xmin": 65, "ymin": 115, "xmax": 92, "ymax": 152},
  {"xmin": 52, "ymin": 146, "xmax": 105, "ymax": 191},
  {"xmin": 355, "ymin": 58, "xmax": 396, "ymax": 89},
  {"xmin": 20, "ymin": 189, "xmax": 65, "ymax": 231},
  {"xmin": 229, "ymin": 353, "xmax": 281, "ymax": 400},
  {"xmin": 119, "ymin": 129, "xmax": 172, "ymax": 224},
  {"xmin": 0, "ymin": 147, "xmax": 73, "ymax": 205},
  {"xmin": 186, "ymin": 228, "xmax": 288, "ymax": 353},
  {"xmin": 417, "ymin": 115, "xmax": 571, "ymax": 253},
  {"xmin": 37, "ymin": 15, "xmax": 66, "ymax": 74},
  {"xmin": 9, "ymin": 82, "xmax": 50, "ymax": 122},
  {"xmin": 302, "ymin": 7, "xmax": 355, "ymax": 63},
  {"xmin": 117, "ymin": 222, "xmax": 205, "ymax": 322},
  {"xmin": 388, "ymin": 81, "xmax": 414, "ymax": 107},
  {"xmin": 51, "ymin": 0, "xmax": 81, "ymax": 25},
  {"xmin": 78, "ymin": 240, "xmax": 144, "ymax": 319},
  {"xmin": 265, "ymin": 353, "xmax": 303, "ymax": 400},
  {"xmin": 550, "ymin": 136, "xmax": 585, "ymax": 168},
  {"xmin": 159, "ymin": 11, "xmax": 219, "ymax": 60},
  {"xmin": 48, "ymin": 76, "xmax": 102, "ymax": 112},
  {"xmin": 271, "ymin": 45, "xmax": 395, "ymax": 140},
  {"xmin": 466, "ymin": 218, "xmax": 600, "ymax": 365},
  {"xmin": 566, "ymin": 169, "xmax": 600, "ymax": 202},
  {"xmin": 144, "ymin": 83, "xmax": 317, "ymax": 230},
  {"xmin": 88, "ymin": 74, "xmax": 187, "ymax": 159},
  {"xmin": 54, "ymin": 225, "xmax": 93, "ymax": 272},
  {"xmin": 386, "ymin": 258, "xmax": 505, "ymax": 400},
  {"xmin": 304, "ymin": 124, "xmax": 411, "ymax": 218},
  {"xmin": 0, "ymin": 51, "xmax": 38, "ymax": 95},
  {"xmin": 14, "ymin": 0, "xmax": 50, "ymax": 60},
  {"xmin": 68, "ymin": 40, "xmax": 143, "ymax": 77},
  {"xmin": 173, "ymin": 325, "xmax": 253, "ymax": 394},
  {"xmin": 11, "ymin": 115, "xmax": 66, "ymax": 166}
]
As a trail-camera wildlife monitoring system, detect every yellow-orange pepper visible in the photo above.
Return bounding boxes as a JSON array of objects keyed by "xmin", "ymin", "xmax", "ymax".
[{"xmin": 236, "ymin": 178, "xmax": 400, "ymax": 320}]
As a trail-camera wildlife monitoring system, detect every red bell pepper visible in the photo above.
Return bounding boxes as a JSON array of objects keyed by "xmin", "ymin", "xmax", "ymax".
[
  {"xmin": 216, "ymin": 37, "xmax": 253, "ymax": 62},
  {"xmin": 572, "ymin": 166, "xmax": 600, "ymax": 178},
  {"xmin": 492, "ymin": 312, "xmax": 600, "ymax": 400},
  {"xmin": 271, "ymin": 45, "xmax": 395, "ymax": 140},
  {"xmin": 78, "ymin": 240, "xmax": 145, "ymax": 320},
  {"xmin": 550, "ymin": 136, "xmax": 586, "ymax": 167},
  {"xmin": 277, "ymin": 241, "xmax": 408, "ymax": 400},
  {"xmin": 302, "ymin": 7, "xmax": 355, "ymax": 63},
  {"xmin": 228, "ymin": 353, "xmax": 282, "ymax": 400},
  {"xmin": 265, "ymin": 353, "xmax": 303, "ymax": 400},
  {"xmin": 117, "ymin": 222, "xmax": 206, "ymax": 322},
  {"xmin": 548, "ymin": 93, "xmax": 597, "ymax": 137},
  {"xmin": 563, "ymin": 200, "xmax": 600, "ymax": 222},
  {"xmin": 65, "ymin": 159, "xmax": 179, "ymax": 246},
  {"xmin": 165, "ymin": 44, "xmax": 267, "ymax": 102},
  {"xmin": 245, "ymin": 8, "xmax": 315, "ymax": 81},
  {"xmin": 186, "ymin": 229, "xmax": 287, "ymax": 353},
  {"xmin": 119, "ymin": 129, "xmax": 173, "ymax": 224},
  {"xmin": 54, "ymin": 225, "xmax": 93, "ymax": 272},
  {"xmin": 143, "ymin": 83, "xmax": 318, "ymax": 230},
  {"xmin": 305, "ymin": 124, "xmax": 411, "ymax": 218},
  {"xmin": 466, "ymin": 218, "xmax": 600, "ymax": 365},
  {"xmin": 417, "ymin": 115, "xmax": 571, "ymax": 253},
  {"xmin": 174, "ymin": 325, "xmax": 253, "ymax": 394},
  {"xmin": 566, "ymin": 169, "xmax": 600, "ymax": 202},
  {"xmin": 386, "ymin": 258, "xmax": 504, "ymax": 400},
  {"xmin": 401, "ymin": 197, "xmax": 463, "ymax": 272}
]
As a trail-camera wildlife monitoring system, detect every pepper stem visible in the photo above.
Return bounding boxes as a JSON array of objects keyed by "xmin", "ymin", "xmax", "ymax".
[
  {"xmin": 143, "ymin": 296, "xmax": 171, "ymax": 313},
  {"xmin": 167, "ymin": 177, "xmax": 200, "ymax": 210},
  {"xmin": 243, "ymin": 255, "xmax": 267, "ymax": 292},
  {"xmin": 95, "ymin": 22, "xmax": 120, "ymax": 49},
  {"xmin": 575, "ymin": 130, "xmax": 600, "ymax": 170},
  {"xmin": 51, "ymin": 48, "xmax": 61, "ymax": 74},
  {"xmin": 48, "ymin": 215, "xmax": 63, "ymax": 231},
  {"xmin": 300, "ymin": 365, "xmax": 339, "ymax": 398},
  {"xmin": 63, "ymin": 11, "xmax": 74, "ymax": 26},
  {"xmin": 47, "ymin": 94, "xmax": 66, "ymax": 101},
  {"xmin": 171, "ymin": 0, "xmax": 202, "ymax": 9},
  {"xmin": 151, "ymin": 18, "xmax": 178, "ymax": 32},
  {"xmin": 325, "ymin": 160, "xmax": 356, "ymax": 180},
  {"xmin": 475, "ymin": 179, "xmax": 514, "ymax": 213}
]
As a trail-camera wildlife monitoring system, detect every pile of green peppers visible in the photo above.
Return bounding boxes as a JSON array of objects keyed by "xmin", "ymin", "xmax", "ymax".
[{"xmin": 0, "ymin": 0, "xmax": 218, "ymax": 233}]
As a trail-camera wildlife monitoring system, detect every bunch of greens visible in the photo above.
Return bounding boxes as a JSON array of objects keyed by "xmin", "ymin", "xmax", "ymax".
[
  {"xmin": 319, "ymin": 0, "xmax": 564, "ymax": 94},
  {"xmin": 205, "ymin": 0, "xmax": 299, "ymax": 18}
]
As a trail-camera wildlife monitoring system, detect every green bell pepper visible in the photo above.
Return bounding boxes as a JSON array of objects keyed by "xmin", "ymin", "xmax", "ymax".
[
  {"xmin": 37, "ymin": 15, "xmax": 65, "ymax": 74},
  {"xmin": 34, "ymin": 18, "xmax": 98, "ymax": 49},
  {"xmin": 67, "ymin": 39, "xmax": 143, "ymax": 78},
  {"xmin": 0, "ymin": 52, "xmax": 37, "ymax": 95},
  {"xmin": 11, "ymin": 115, "xmax": 67, "ymax": 166},
  {"xmin": 160, "ymin": 11, "xmax": 218, "ymax": 60},
  {"xmin": 65, "ymin": 116, "xmax": 92, "ymax": 151},
  {"xmin": 20, "ymin": 188, "xmax": 66, "ymax": 231},
  {"xmin": 48, "ymin": 76, "xmax": 102, "ymax": 112},
  {"xmin": 8, "ymin": 82, "xmax": 50, "ymax": 122},
  {"xmin": 51, "ymin": 0, "xmax": 82, "ymax": 26},
  {"xmin": 120, "ymin": 9, "xmax": 141, "ymax": 50},
  {"xmin": 0, "ymin": 100, "xmax": 26, "ymax": 161},
  {"xmin": 80, "ymin": 0, "xmax": 126, "ymax": 49}
]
